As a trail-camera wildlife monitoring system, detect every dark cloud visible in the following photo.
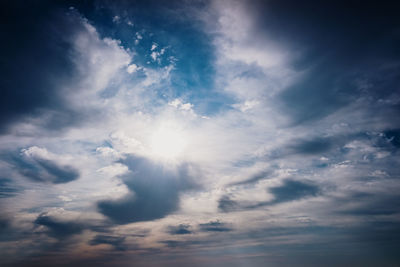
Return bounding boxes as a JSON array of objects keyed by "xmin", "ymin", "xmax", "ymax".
[
  {"xmin": 384, "ymin": 129, "xmax": 400, "ymax": 148},
  {"xmin": 167, "ymin": 224, "xmax": 192, "ymax": 235},
  {"xmin": 98, "ymin": 156, "xmax": 200, "ymax": 224},
  {"xmin": 0, "ymin": 217, "xmax": 27, "ymax": 243},
  {"xmin": 350, "ymin": 221, "xmax": 400, "ymax": 247},
  {"xmin": 238, "ymin": 223, "xmax": 400, "ymax": 265},
  {"xmin": 273, "ymin": 132, "xmax": 392, "ymax": 158},
  {"xmin": 336, "ymin": 192, "xmax": 400, "ymax": 216},
  {"xmin": 89, "ymin": 235, "xmax": 126, "ymax": 251},
  {"xmin": 220, "ymin": 180, "xmax": 320, "ymax": 212},
  {"xmin": 159, "ymin": 239, "xmax": 205, "ymax": 249},
  {"xmin": 198, "ymin": 221, "xmax": 232, "ymax": 232},
  {"xmin": 290, "ymin": 138, "xmax": 334, "ymax": 155},
  {"xmin": 0, "ymin": 177, "xmax": 19, "ymax": 198},
  {"xmin": 268, "ymin": 180, "xmax": 320, "ymax": 205},
  {"xmin": 34, "ymin": 214, "xmax": 85, "ymax": 239},
  {"xmin": 0, "ymin": 1, "xmax": 90, "ymax": 134},
  {"xmin": 159, "ymin": 240, "xmax": 182, "ymax": 248},
  {"xmin": 229, "ymin": 171, "xmax": 271, "ymax": 186},
  {"xmin": 247, "ymin": 0, "xmax": 400, "ymax": 124},
  {"xmin": 218, "ymin": 196, "xmax": 240, "ymax": 213},
  {"xmin": 33, "ymin": 158, "xmax": 79, "ymax": 184},
  {"xmin": 0, "ymin": 217, "xmax": 10, "ymax": 235},
  {"xmin": 264, "ymin": 135, "xmax": 349, "ymax": 160},
  {"xmin": 1, "ymin": 152, "xmax": 79, "ymax": 184}
]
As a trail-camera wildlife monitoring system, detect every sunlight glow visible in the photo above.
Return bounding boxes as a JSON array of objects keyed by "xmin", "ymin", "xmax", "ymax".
[{"xmin": 150, "ymin": 123, "xmax": 187, "ymax": 160}]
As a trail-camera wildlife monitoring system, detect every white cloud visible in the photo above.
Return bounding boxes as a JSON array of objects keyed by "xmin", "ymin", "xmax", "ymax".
[
  {"xmin": 96, "ymin": 146, "xmax": 121, "ymax": 160},
  {"xmin": 109, "ymin": 131, "xmax": 144, "ymax": 154},
  {"xmin": 126, "ymin": 63, "xmax": 139, "ymax": 73},
  {"xmin": 150, "ymin": 51, "xmax": 159, "ymax": 61},
  {"xmin": 134, "ymin": 32, "xmax": 143, "ymax": 45},
  {"xmin": 370, "ymin": 170, "xmax": 389, "ymax": 177},
  {"xmin": 21, "ymin": 146, "xmax": 51, "ymax": 159},
  {"xmin": 168, "ymin": 99, "xmax": 182, "ymax": 108},
  {"xmin": 232, "ymin": 100, "xmax": 259, "ymax": 112},
  {"xmin": 67, "ymin": 17, "xmax": 131, "ymax": 109},
  {"xmin": 21, "ymin": 146, "xmax": 75, "ymax": 167},
  {"xmin": 150, "ymin": 45, "xmax": 166, "ymax": 63},
  {"xmin": 168, "ymin": 99, "xmax": 196, "ymax": 117},
  {"xmin": 168, "ymin": 99, "xmax": 193, "ymax": 111},
  {"xmin": 112, "ymin": 15, "xmax": 120, "ymax": 23},
  {"xmin": 211, "ymin": 0, "xmax": 289, "ymax": 68},
  {"xmin": 141, "ymin": 64, "xmax": 173, "ymax": 86},
  {"xmin": 97, "ymin": 163, "xmax": 129, "ymax": 177}
]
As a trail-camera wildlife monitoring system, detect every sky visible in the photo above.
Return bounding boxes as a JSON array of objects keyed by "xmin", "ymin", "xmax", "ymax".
[{"xmin": 1, "ymin": 0, "xmax": 400, "ymax": 266}]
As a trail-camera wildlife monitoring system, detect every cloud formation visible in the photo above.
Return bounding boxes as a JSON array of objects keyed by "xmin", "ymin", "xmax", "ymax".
[
  {"xmin": 167, "ymin": 224, "xmax": 192, "ymax": 235},
  {"xmin": 198, "ymin": 220, "xmax": 232, "ymax": 232},
  {"xmin": 34, "ymin": 214, "xmax": 85, "ymax": 240},
  {"xmin": 2, "ymin": 147, "xmax": 79, "ymax": 184},
  {"xmin": 89, "ymin": 235, "xmax": 126, "ymax": 251},
  {"xmin": 0, "ymin": 1, "xmax": 399, "ymax": 266},
  {"xmin": 98, "ymin": 156, "xmax": 199, "ymax": 224}
]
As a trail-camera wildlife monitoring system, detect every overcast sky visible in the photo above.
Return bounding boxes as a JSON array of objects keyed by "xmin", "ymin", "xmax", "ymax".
[{"xmin": 1, "ymin": 1, "xmax": 400, "ymax": 266}]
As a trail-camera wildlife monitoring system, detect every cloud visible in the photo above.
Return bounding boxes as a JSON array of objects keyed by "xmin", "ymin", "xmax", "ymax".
[
  {"xmin": 150, "ymin": 48, "xmax": 165, "ymax": 63},
  {"xmin": 267, "ymin": 180, "xmax": 320, "ymax": 205},
  {"xmin": 384, "ymin": 129, "xmax": 400, "ymax": 148},
  {"xmin": 229, "ymin": 170, "xmax": 271, "ymax": 186},
  {"xmin": 220, "ymin": 180, "xmax": 320, "ymax": 212},
  {"xmin": 98, "ymin": 156, "xmax": 199, "ymax": 224},
  {"xmin": 126, "ymin": 63, "xmax": 139, "ymax": 73},
  {"xmin": 0, "ymin": 2, "xmax": 76, "ymax": 133},
  {"xmin": 34, "ymin": 214, "xmax": 85, "ymax": 240},
  {"xmin": 209, "ymin": 0, "xmax": 400, "ymax": 131},
  {"xmin": 0, "ymin": 217, "xmax": 10, "ymax": 235},
  {"xmin": 2, "ymin": 147, "xmax": 79, "ymax": 184},
  {"xmin": 262, "ymin": 1, "xmax": 400, "ymax": 124},
  {"xmin": 198, "ymin": 220, "xmax": 232, "ymax": 232},
  {"xmin": 167, "ymin": 224, "xmax": 192, "ymax": 235},
  {"xmin": 218, "ymin": 196, "xmax": 240, "ymax": 213},
  {"xmin": 168, "ymin": 99, "xmax": 195, "ymax": 115},
  {"xmin": 28, "ymin": 158, "xmax": 79, "ymax": 184},
  {"xmin": 112, "ymin": 15, "xmax": 120, "ymax": 23},
  {"xmin": 0, "ymin": 217, "xmax": 23, "ymax": 243},
  {"xmin": 290, "ymin": 137, "xmax": 334, "ymax": 155},
  {"xmin": 89, "ymin": 235, "xmax": 126, "ymax": 251},
  {"xmin": 0, "ymin": 178, "xmax": 18, "ymax": 198},
  {"xmin": 159, "ymin": 240, "xmax": 182, "ymax": 248},
  {"xmin": 335, "ymin": 192, "xmax": 400, "ymax": 216},
  {"xmin": 0, "ymin": 2, "xmax": 130, "ymax": 134},
  {"xmin": 0, "ymin": 4, "xmax": 83, "ymax": 134},
  {"xmin": 0, "ymin": 1, "xmax": 400, "ymax": 266}
]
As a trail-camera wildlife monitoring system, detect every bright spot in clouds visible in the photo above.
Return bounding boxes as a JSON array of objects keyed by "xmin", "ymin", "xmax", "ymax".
[{"xmin": 150, "ymin": 122, "xmax": 187, "ymax": 161}]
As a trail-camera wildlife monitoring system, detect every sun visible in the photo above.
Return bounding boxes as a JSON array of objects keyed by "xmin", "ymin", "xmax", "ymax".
[{"xmin": 150, "ymin": 123, "xmax": 187, "ymax": 160}]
